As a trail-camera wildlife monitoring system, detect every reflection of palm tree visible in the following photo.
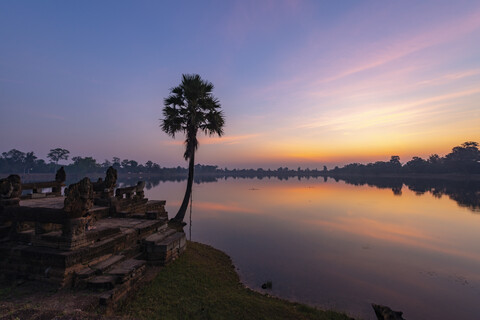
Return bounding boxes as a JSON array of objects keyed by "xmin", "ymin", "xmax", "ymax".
[
  {"xmin": 189, "ymin": 192, "xmax": 193, "ymax": 241},
  {"xmin": 162, "ymin": 74, "xmax": 225, "ymax": 223}
]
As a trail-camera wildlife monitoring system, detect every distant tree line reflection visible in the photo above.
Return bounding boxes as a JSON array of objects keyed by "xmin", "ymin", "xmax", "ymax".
[
  {"xmin": 112, "ymin": 174, "xmax": 480, "ymax": 213},
  {"xmin": 331, "ymin": 175, "xmax": 480, "ymax": 213}
]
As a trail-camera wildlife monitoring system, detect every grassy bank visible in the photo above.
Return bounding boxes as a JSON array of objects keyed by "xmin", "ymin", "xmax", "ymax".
[{"xmin": 118, "ymin": 241, "xmax": 353, "ymax": 320}]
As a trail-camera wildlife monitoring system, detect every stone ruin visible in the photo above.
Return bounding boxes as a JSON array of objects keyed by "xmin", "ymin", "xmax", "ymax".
[
  {"xmin": 0, "ymin": 174, "xmax": 22, "ymax": 208},
  {"xmin": 64, "ymin": 177, "xmax": 94, "ymax": 218},
  {"xmin": 19, "ymin": 167, "xmax": 66, "ymax": 200},
  {"xmin": 0, "ymin": 167, "xmax": 186, "ymax": 310},
  {"xmin": 92, "ymin": 166, "xmax": 117, "ymax": 199}
]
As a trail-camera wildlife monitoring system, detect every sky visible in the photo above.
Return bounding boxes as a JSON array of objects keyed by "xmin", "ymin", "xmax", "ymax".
[{"xmin": 1, "ymin": 0, "xmax": 479, "ymax": 169}]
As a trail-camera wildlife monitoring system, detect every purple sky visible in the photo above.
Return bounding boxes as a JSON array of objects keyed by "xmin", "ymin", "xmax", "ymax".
[{"xmin": 1, "ymin": 1, "xmax": 479, "ymax": 169}]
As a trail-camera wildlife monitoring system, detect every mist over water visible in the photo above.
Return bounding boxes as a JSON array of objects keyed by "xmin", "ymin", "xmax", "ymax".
[{"xmin": 142, "ymin": 177, "xmax": 480, "ymax": 320}]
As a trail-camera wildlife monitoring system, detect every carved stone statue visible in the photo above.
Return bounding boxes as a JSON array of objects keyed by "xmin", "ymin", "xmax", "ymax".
[
  {"xmin": 134, "ymin": 181, "xmax": 145, "ymax": 200},
  {"xmin": 92, "ymin": 178, "xmax": 104, "ymax": 193},
  {"xmin": 64, "ymin": 177, "xmax": 93, "ymax": 218},
  {"xmin": 92, "ymin": 167, "xmax": 117, "ymax": 194},
  {"xmin": 0, "ymin": 174, "xmax": 22, "ymax": 199},
  {"xmin": 55, "ymin": 167, "xmax": 66, "ymax": 183},
  {"xmin": 104, "ymin": 166, "xmax": 117, "ymax": 189}
]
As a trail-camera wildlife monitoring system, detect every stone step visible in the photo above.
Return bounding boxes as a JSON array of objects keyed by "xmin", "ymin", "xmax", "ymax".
[
  {"xmin": 87, "ymin": 258, "xmax": 146, "ymax": 292},
  {"xmin": 76, "ymin": 254, "xmax": 126, "ymax": 281},
  {"xmin": 106, "ymin": 259, "xmax": 146, "ymax": 284},
  {"xmin": 143, "ymin": 227, "xmax": 177, "ymax": 245},
  {"xmin": 87, "ymin": 275, "xmax": 117, "ymax": 291},
  {"xmin": 148, "ymin": 231, "xmax": 185, "ymax": 250},
  {"xmin": 144, "ymin": 231, "xmax": 186, "ymax": 265},
  {"xmin": 97, "ymin": 260, "xmax": 147, "ymax": 309},
  {"xmin": 91, "ymin": 254, "xmax": 125, "ymax": 274},
  {"xmin": 86, "ymin": 226, "xmax": 122, "ymax": 242},
  {"xmin": 75, "ymin": 265, "xmax": 96, "ymax": 280}
]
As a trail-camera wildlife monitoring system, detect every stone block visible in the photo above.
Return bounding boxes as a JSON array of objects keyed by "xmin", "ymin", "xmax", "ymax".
[
  {"xmin": 91, "ymin": 255, "xmax": 125, "ymax": 274},
  {"xmin": 107, "ymin": 259, "xmax": 146, "ymax": 284},
  {"xmin": 88, "ymin": 275, "xmax": 117, "ymax": 291},
  {"xmin": 145, "ymin": 231, "xmax": 186, "ymax": 265}
]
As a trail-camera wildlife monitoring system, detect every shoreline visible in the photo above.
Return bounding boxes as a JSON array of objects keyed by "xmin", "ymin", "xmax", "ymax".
[
  {"xmin": 0, "ymin": 241, "xmax": 355, "ymax": 320},
  {"xmin": 118, "ymin": 241, "xmax": 355, "ymax": 319}
]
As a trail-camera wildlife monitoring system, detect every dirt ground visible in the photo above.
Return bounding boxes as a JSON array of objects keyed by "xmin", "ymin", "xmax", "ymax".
[
  {"xmin": 0, "ymin": 280, "xmax": 109, "ymax": 320},
  {"xmin": 0, "ymin": 266, "xmax": 163, "ymax": 320}
]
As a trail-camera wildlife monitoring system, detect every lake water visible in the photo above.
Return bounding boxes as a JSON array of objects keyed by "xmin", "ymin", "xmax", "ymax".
[{"xmin": 141, "ymin": 176, "xmax": 480, "ymax": 320}]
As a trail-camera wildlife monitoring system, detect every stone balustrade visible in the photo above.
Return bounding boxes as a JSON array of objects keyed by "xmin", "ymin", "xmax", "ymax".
[
  {"xmin": 115, "ymin": 181, "xmax": 145, "ymax": 200},
  {"xmin": 20, "ymin": 167, "xmax": 66, "ymax": 199}
]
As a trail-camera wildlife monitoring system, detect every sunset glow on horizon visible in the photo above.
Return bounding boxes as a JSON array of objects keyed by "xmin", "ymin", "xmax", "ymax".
[{"xmin": 1, "ymin": 1, "xmax": 479, "ymax": 169}]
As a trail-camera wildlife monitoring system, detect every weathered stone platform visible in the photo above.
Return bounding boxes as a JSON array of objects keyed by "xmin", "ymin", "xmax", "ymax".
[{"xmin": 0, "ymin": 167, "xmax": 186, "ymax": 311}]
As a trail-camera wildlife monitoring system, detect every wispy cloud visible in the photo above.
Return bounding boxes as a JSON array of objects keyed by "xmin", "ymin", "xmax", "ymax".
[
  {"xmin": 253, "ymin": 5, "xmax": 480, "ymax": 100},
  {"xmin": 415, "ymin": 68, "xmax": 480, "ymax": 87},
  {"xmin": 300, "ymin": 87, "xmax": 480, "ymax": 131},
  {"xmin": 162, "ymin": 133, "xmax": 260, "ymax": 146},
  {"xmin": 199, "ymin": 133, "xmax": 259, "ymax": 145},
  {"xmin": 317, "ymin": 9, "xmax": 480, "ymax": 84}
]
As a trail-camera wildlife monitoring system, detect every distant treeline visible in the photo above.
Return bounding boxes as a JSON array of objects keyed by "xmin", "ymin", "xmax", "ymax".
[
  {"xmin": 1, "ymin": 141, "xmax": 479, "ymax": 177},
  {"xmin": 330, "ymin": 141, "xmax": 480, "ymax": 175},
  {"xmin": 0, "ymin": 147, "xmax": 326, "ymax": 177},
  {"xmin": 0, "ymin": 148, "xmax": 191, "ymax": 176}
]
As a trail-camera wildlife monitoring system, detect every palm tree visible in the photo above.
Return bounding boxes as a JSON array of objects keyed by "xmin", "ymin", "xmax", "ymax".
[{"xmin": 162, "ymin": 74, "xmax": 225, "ymax": 224}]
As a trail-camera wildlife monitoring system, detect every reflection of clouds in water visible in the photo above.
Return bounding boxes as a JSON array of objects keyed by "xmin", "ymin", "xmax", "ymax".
[
  {"xmin": 114, "ymin": 173, "xmax": 480, "ymax": 212},
  {"xmin": 194, "ymin": 201, "xmax": 261, "ymax": 215},
  {"xmin": 138, "ymin": 177, "xmax": 480, "ymax": 320},
  {"xmin": 302, "ymin": 205, "xmax": 480, "ymax": 265},
  {"xmin": 121, "ymin": 174, "xmax": 480, "ymax": 212}
]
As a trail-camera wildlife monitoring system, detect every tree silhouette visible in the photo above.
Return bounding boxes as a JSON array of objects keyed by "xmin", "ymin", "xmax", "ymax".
[
  {"xmin": 47, "ymin": 148, "xmax": 70, "ymax": 171},
  {"xmin": 24, "ymin": 152, "xmax": 37, "ymax": 173},
  {"xmin": 462, "ymin": 141, "xmax": 479, "ymax": 149},
  {"xmin": 445, "ymin": 141, "xmax": 480, "ymax": 173},
  {"xmin": 71, "ymin": 156, "xmax": 97, "ymax": 173},
  {"xmin": 162, "ymin": 74, "xmax": 225, "ymax": 223}
]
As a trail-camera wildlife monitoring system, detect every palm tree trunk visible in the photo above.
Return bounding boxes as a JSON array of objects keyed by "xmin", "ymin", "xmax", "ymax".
[{"xmin": 172, "ymin": 150, "xmax": 195, "ymax": 223}]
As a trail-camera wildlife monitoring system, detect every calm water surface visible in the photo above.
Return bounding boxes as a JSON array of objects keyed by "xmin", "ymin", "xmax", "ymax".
[{"xmin": 143, "ymin": 177, "xmax": 480, "ymax": 320}]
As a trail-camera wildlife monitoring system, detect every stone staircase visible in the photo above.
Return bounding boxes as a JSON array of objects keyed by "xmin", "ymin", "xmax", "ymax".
[
  {"xmin": 70, "ymin": 222, "xmax": 186, "ymax": 309},
  {"xmin": 85, "ymin": 258, "xmax": 147, "ymax": 309},
  {"xmin": 144, "ymin": 227, "xmax": 187, "ymax": 265},
  {"xmin": 74, "ymin": 254, "xmax": 126, "ymax": 286}
]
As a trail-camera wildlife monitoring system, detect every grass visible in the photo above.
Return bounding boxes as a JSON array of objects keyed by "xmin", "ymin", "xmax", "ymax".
[{"xmin": 119, "ymin": 241, "xmax": 354, "ymax": 320}]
